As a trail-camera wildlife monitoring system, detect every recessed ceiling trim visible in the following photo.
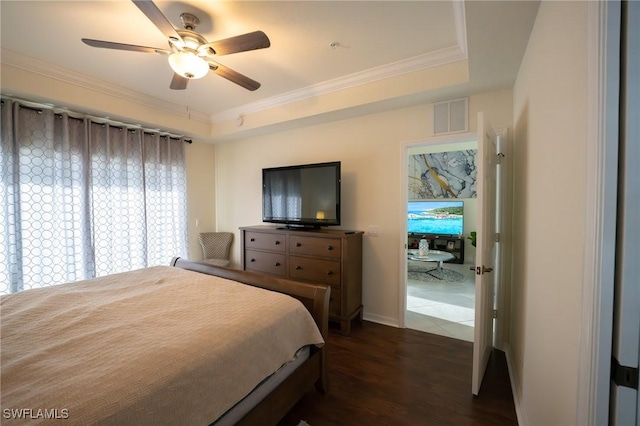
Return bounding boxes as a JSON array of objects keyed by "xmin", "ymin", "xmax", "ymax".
[
  {"xmin": 453, "ymin": 0, "xmax": 468, "ymax": 56},
  {"xmin": 211, "ymin": 44, "xmax": 467, "ymax": 123},
  {"xmin": 211, "ymin": 1, "xmax": 470, "ymax": 124},
  {"xmin": 1, "ymin": 0, "xmax": 470, "ymax": 130},
  {"xmin": 0, "ymin": 48, "xmax": 210, "ymax": 124}
]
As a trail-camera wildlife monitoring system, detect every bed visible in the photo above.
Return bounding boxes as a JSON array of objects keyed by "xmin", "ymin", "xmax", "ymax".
[{"xmin": 0, "ymin": 257, "xmax": 330, "ymax": 425}]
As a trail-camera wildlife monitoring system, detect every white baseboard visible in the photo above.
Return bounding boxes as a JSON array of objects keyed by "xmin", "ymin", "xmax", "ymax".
[
  {"xmin": 504, "ymin": 344, "xmax": 527, "ymax": 426},
  {"xmin": 362, "ymin": 312, "xmax": 400, "ymax": 328}
]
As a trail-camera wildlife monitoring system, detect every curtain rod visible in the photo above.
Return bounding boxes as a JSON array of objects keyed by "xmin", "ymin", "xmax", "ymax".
[{"xmin": 1, "ymin": 97, "xmax": 193, "ymax": 144}]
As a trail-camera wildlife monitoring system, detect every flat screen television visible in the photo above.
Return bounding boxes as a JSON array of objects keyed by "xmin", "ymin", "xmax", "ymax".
[
  {"xmin": 407, "ymin": 200, "xmax": 464, "ymax": 237},
  {"xmin": 262, "ymin": 161, "xmax": 341, "ymax": 229}
]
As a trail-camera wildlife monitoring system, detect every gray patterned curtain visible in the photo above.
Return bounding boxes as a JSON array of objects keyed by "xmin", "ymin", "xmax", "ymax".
[{"xmin": 0, "ymin": 99, "xmax": 188, "ymax": 294}]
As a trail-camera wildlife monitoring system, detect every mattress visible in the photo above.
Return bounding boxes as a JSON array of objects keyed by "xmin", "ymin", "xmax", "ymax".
[{"xmin": 1, "ymin": 266, "xmax": 324, "ymax": 425}]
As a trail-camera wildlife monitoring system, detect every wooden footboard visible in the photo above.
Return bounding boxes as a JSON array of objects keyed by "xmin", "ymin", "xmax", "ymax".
[{"xmin": 169, "ymin": 257, "xmax": 330, "ymax": 425}]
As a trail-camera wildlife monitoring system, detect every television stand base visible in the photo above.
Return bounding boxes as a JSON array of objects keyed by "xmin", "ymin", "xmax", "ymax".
[{"xmin": 277, "ymin": 224, "xmax": 321, "ymax": 231}]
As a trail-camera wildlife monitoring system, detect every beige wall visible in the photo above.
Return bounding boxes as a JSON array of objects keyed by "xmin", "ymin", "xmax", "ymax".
[
  {"xmin": 214, "ymin": 88, "xmax": 512, "ymax": 325},
  {"xmin": 184, "ymin": 140, "xmax": 217, "ymax": 261},
  {"xmin": 511, "ymin": 2, "xmax": 587, "ymax": 424}
]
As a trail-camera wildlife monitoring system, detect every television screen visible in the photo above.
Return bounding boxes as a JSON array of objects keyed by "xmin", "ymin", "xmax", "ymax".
[
  {"xmin": 407, "ymin": 200, "xmax": 464, "ymax": 236},
  {"xmin": 263, "ymin": 161, "xmax": 340, "ymax": 228}
]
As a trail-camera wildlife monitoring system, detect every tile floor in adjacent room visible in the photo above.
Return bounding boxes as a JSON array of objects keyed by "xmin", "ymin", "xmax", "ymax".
[{"xmin": 405, "ymin": 261, "xmax": 476, "ymax": 342}]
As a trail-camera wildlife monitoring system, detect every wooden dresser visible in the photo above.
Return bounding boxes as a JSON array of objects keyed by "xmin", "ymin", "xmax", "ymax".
[{"xmin": 240, "ymin": 225, "xmax": 363, "ymax": 335}]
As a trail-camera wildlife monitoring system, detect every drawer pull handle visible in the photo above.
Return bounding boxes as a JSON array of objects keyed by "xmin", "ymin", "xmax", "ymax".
[
  {"xmin": 327, "ymin": 271, "xmax": 333, "ymax": 276},
  {"xmin": 274, "ymin": 262, "xmax": 280, "ymax": 267},
  {"xmin": 295, "ymin": 266, "xmax": 302, "ymax": 270},
  {"xmin": 250, "ymin": 259, "xmax": 256, "ymax": 262},
  {"xmin": 327, "ymin": 246, "xmax": 333, "ymax": 251},
  {"xmin": 274, "ymin": 241, "xmax": 280, "ymax": 245},
  {"xmin": 296, "ymin": 242, "xmax": 301, "ymax": 247},
  {"xmin": 250, "ymin": 238, "xmax": 255, "ymax": 242}
]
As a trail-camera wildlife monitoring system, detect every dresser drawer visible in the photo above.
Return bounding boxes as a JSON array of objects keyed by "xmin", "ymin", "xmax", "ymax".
[
  {"xmin": 241, "ymin": 226, "xmax": 362, "ymax": 336},
  {"xmin": 289, "ymin": 256, "xmax": 341, "ymax": 286},
  {"xmin": 289, "ymin": 236, "xmax": 341, "ymax": 259},
  {"xmin": 245, "ymin": 250, "xmax": 286, "ymax": 276},
  {"xmin": 244, "ymin": 232, "xmax": 286, "ymax": 252}
]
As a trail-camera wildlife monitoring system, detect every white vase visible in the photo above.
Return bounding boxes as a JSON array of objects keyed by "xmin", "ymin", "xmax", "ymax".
[{"xmin": 419, "ymin": 239, "xmax": 429, "ymax": 256}]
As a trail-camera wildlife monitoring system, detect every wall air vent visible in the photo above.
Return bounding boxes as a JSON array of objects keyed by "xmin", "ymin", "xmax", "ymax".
[{"xmin": 433, "ymin": 97, "xmax": 468, "ymax": 135}]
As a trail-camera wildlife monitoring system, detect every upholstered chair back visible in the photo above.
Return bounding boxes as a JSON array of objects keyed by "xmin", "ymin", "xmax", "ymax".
[{"xmin": 198, "ymin": 232, "xmax": 233, "ymax": 267}]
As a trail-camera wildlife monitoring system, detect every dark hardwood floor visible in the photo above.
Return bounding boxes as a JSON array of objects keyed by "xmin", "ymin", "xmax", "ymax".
[{"xmin": 280, "ymin": 321, "xmax": 517, "ymax": 426}]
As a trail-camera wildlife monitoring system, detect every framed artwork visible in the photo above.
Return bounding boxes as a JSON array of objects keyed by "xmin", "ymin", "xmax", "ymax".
[
  {"xmin": 408, "ymin": 149, "xmax": 477, "ymax": 199},
  {"xmin": 446, "ymin": 240, "xmax": 455, "ymax": 250}
]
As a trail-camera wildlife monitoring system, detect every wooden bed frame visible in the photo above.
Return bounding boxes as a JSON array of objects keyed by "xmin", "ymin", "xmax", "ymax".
[{"xmin": 170, "ymin": 257, "xmax": 330, "ymax": 426}]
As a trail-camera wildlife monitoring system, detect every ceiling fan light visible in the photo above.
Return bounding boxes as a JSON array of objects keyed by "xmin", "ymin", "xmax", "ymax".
[{"xmin": 168, "ymin": 51, "xmax": 209, "ymax": 79}]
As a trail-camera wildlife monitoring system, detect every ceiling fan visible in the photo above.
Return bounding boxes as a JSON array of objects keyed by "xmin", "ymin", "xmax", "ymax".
[{"xmin": 81, "ymin": 0, "xmax": 270, "ymax": 91}]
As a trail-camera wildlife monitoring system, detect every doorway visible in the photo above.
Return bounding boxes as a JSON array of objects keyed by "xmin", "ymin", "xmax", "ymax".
[{"xmin": 402, "ymin": 134, "xmax": 478, "ymax": 342}]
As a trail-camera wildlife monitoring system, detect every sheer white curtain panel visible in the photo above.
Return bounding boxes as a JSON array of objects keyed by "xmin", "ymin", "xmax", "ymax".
[{"xmin": 0, "ymin": 99, "xmax": 188, "ymax": 294}]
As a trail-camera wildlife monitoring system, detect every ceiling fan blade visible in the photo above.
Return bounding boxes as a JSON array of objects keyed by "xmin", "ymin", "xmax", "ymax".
[
  {"xmin": 132, "ymin": 0, "xmax": 183, "ymax": 43},
  {"xmin": 82, "ymin": 39, "xmax": 170, "ymax": 55},
  {"xmin": 170, "ymin": 73, "xmax": 189, "ymax": 90},
  {"xmin": 203, "ymin": 31, "xmax": 270, "ymax": 56},
  {"xmin": 209, "ymin": 62, "xmax": 261, "ymax": 91}
]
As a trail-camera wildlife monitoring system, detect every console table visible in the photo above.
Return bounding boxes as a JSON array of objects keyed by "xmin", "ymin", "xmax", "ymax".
[
  {"xmin": 240, "ymin": 226, "xmax": 363, "ymax": 335},
  {"xmin": 407, "ymin": 233, "xmax": 465, "ymax": 264}
]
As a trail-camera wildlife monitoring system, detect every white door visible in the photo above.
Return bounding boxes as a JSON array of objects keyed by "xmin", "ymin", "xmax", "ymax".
[
  {"xmin": 611, "ymin": 1, "xmax": 640, "ymax": 423},
  {"xmin": 472, "ymin": 112, "xmax": 497, "ymax": 395}
]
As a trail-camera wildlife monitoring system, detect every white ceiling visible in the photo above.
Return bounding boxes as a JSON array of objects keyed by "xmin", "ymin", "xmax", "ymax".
[{"xmin": 0, "ymin": 1, "xmax": 539, "ymax": 139}]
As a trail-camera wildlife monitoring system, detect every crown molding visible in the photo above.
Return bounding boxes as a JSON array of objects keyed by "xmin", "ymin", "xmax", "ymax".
[
  {"xmin": 211, "ymin": 2, "xmax": 469, "ymax": 123},
  {"xmin": 453, "ymin": 0, "xmax": 468, "ymax": 56},
  {"xmin": 0, "ymin": 48, "xmax": 210, "ymax": 124},
  {"xmin": 211, "ymin": 44, "xmax": 466, "ymax": 123},
  {"xmin": 1, "ymin": 2, "xmax": 469, "ymax": 128},
  {"xmin": 1, "ymin": 45, "xmax": 464, "ymax": 127}
]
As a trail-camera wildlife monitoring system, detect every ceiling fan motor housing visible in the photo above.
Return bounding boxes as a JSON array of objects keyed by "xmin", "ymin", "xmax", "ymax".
[{"xmin": 171, "ymin": 30, "xmax": 208, "ymax": 52}]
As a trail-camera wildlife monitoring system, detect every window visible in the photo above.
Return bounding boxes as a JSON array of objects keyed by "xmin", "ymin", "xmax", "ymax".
[{"xmin": 0, "ymin": 99, "xmax": 188, "ymax": 294}]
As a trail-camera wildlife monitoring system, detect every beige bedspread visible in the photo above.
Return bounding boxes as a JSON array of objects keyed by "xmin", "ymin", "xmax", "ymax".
[{"xmin": 1, "ymin": 266, "xmax": 324, "ymax": 425}]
